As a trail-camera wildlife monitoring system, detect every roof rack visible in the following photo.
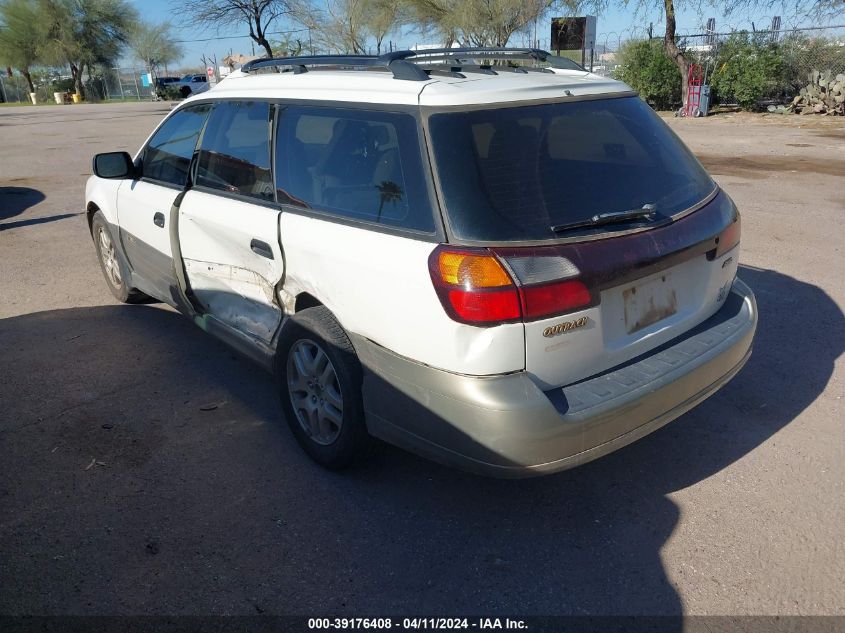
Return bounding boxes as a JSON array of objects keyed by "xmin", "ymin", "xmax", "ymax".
[
  {"xmin": 239, "ymin": 47, "xmax": 585, "ymax": 81},
  {"xmin": 240, "ymin": 52, "xmax": 430, "ymax": 81}
]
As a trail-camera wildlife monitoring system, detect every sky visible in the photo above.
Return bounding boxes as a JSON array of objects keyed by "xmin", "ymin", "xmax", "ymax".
[{"xmin": 127, "ymin": 0, "xmax": 835, "ymax": 71}]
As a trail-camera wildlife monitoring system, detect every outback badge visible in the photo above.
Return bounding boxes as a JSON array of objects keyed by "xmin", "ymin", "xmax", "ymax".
[{"xmin": 543, "ymin": 316, "xmax": 588, "ymax": 337}]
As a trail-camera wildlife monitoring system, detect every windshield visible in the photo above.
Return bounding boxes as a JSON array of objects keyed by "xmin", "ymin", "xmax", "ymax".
[{"xmin": 427, "ymin": 96, "xmax": 715, "ymax": 242}]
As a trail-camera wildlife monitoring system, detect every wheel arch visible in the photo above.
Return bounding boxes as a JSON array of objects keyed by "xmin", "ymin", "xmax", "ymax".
[
  {"xmin": 86, "ymin": 201, "xmax": 100, "ymax": 234},
  {"xmin": 294, "ymin": 292, "xmax": 323, "ymax": 313}
]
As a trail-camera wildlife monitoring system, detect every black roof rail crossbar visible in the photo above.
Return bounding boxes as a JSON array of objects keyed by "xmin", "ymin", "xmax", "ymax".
[
  {"xmin": 400, "ymin": 47, "xmax": 585, "ymax": 71},
  {"xmin": 398, "ymin": 47, "xmax": 551, "ymax": 62},
  {"xmin": 240, "ymin": 53, "xmax": 430, "ymax": 81}
]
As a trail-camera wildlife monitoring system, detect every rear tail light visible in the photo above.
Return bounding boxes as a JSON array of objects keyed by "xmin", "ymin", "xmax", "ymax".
[
  {"xmin": 520, "ymin": 279, "xmax": 592, "ymax": 320},
  {"xmin": 428, "ymin": 248, "xmax": 521, "ymax": 325},
  {"xmin": 428, "ymin": 246, "xmax": 594, "ymax": 327},
  {"xmin": 713, "ymin": 214, "xmax": 741, "ymax": 258}
]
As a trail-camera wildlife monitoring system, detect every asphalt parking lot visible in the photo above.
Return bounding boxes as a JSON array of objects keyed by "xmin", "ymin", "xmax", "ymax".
[{"xmin": 1, "ymin": 102, "xmax": 843, "ymax": 616}]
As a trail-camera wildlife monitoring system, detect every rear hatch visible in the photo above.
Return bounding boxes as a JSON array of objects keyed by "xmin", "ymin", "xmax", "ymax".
[{"xmin": 426, "ymin": 95, "xmax": 741, "ymax": 388}]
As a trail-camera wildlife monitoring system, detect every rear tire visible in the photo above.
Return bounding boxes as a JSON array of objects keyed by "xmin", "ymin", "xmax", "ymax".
[
  {"xmin": 91, "ymin": 211, "xmax": 148, "ymax": 304},
  {"xmin": 276, "ymin": 306, "xmax": 371, "ymax": 470}
]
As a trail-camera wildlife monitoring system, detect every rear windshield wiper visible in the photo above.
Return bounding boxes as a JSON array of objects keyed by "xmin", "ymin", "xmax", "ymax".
[{"xmin": 550, "ymin": 204, "xmax": 657, "ymax": 234}]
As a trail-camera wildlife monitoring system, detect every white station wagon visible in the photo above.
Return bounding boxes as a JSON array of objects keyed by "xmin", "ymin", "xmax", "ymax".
[{"xmin": 86, "ymin": 48, "xmax": 757, "ymax": 477}]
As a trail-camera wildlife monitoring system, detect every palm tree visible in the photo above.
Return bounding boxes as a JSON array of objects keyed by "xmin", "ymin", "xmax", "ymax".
[{"xmin": 375, "ymin": 180, "xmax": 403, "ymax": 223}]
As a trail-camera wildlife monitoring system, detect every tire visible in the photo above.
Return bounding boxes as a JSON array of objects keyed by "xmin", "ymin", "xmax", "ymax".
[
  {"xmin": 180, "ymin": 86, "xmax": 191, "ymax": 98},
  {"xmin": 91, "ymin": 211, "xmax": 148, "ymax": 304},
  {"xmin": 276, "ymin": 306, "xmax": 371, "ymax": 469}
]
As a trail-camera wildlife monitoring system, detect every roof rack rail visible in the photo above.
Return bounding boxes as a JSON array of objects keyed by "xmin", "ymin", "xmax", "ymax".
[
  {"xmin": 403, "ymin": 47, "xmax": 547, "ymax": 61},
  {"xmin": 406, "ymin": 47, "xmax": 585, "ymax": 71},
  {"xmin": 240, "ymin": 52, "xmax": 430, "ymax": 81},
  {"xmin": 239, "ymin": 47, "xmax": 585, "ymax": 81}
]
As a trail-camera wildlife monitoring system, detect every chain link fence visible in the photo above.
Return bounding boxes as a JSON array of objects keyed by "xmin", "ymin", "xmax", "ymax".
[
  {"xmin": 524, "ymin": 24, "xmax": 845, "ymax": 108},
  {"xmin": 0, "ymin": 67, "xmax": 179, "ymax": 105}
]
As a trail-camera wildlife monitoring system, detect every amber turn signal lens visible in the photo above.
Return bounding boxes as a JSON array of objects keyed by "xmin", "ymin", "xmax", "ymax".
[{"xmin": 438, "ymin": 252, "xmax": 512, "ymax": 288}]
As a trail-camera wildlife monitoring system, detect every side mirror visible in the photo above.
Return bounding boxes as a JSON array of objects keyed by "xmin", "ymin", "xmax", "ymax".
[{"xmin": 93, "ymin": 151, "xmax": 135, "ymax": 179}]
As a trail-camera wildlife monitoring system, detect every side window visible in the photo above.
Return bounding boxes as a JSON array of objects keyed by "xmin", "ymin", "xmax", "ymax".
[
  {"xmin": 275, "ymin": 107, "xmax": 435, "ymax": 233},
  {"xmin": 196, "ymin": 101, "xmax": 273, "ymax": 202},
  {"xmin": 142, "ymin": 104, "xmax": 210, "ymax": 187}
]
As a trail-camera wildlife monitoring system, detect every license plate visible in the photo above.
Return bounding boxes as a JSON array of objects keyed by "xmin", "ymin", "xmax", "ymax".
[{"xmin": 623, "ymin": 274, "xmax": 678, "ymax": 334}]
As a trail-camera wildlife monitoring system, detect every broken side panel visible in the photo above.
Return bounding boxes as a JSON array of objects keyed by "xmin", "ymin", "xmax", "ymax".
[{"xmin": 177, "ymin": 190, "xmax": 284, "ymax": 345}]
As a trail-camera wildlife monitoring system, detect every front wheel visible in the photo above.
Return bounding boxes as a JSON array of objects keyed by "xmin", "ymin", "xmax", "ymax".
[
  {"xmin": 91, "ymin": 211, "xmax": 148, "ymax": 304},
  {"xmin": 276, "ymin": 306, "xmax": 371, "ymax": 469}
]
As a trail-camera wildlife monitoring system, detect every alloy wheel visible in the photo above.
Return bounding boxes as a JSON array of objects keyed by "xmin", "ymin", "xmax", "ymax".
[
  {"xmin": 286, "ymin": 339, "xmax": 344, "ymax": 445},
  {"xmin": 97, "ymin": 226, "xmax": 122, "ymax": 288}
]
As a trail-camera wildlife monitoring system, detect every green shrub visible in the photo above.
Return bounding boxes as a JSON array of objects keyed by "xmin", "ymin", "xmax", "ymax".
[
  {"xmin": 710, "ymin": 32, "xmax": 785, "ymax": 109},
  {"xmin": 161, "ymin": 85, "xmax": 182, "ymax": 100},
  {"xmin": 612, "ymin": 39, "xmax": 681, "ymax": 110}
]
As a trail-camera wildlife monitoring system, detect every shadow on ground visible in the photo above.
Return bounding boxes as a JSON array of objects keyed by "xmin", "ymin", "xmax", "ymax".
[
  {"xmin": 0, "ymin": 187, "xmax": 45, "ymax": 222},
  {"xmin": 0, "ymin": 265, "xmax": 841, "ymax": 616}
]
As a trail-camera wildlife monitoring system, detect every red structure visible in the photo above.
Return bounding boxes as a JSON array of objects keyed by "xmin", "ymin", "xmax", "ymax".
[{"xmin": 684, "ymin": 63, "xmax": 703, "ymax": 117}]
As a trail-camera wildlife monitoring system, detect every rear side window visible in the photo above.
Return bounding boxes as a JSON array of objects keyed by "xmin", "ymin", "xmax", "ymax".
[
  {"xmin": 428, "ymin": 96, "xmax": 715, "ymax": 242},
  {"xmin": 196, "ymin": 101, "xmax": 273, "ymax": 202},
  {"xmin": 142, "ymin": 104, "xmax": 210, "ymax": 187},
  {"xmin": 275, "ymin": 106, "xmax": 435, "ymax": 233}
]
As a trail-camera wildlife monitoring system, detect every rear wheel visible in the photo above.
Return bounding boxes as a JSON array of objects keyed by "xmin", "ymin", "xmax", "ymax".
[
  {"xmin": 91, "ymin": 211, "xmax": 148, "ymax": 304},
  {"xmin": 276, "ymin": 306, "xmax": 370, "ymax": 469}
]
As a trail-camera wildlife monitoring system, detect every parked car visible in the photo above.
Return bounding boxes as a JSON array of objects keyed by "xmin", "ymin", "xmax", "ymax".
[
  {"xmin": 176, "ymin": 73, "xmax": 209, "ymax": 98},
  {"xmin": 85, "ymin": 48, "xmax": 757, "ymax": 477},
  {"xmin": 154, "ymin": 76, "xmax": 181, "ymax": 99}
]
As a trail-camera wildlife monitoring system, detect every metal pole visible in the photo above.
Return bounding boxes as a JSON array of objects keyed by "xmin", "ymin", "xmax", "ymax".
[
  {"xmin": 132, "ymin": 69, "xmax": 140, "ymax": 101},
  {"xmin": 0, "ymin": 73, "xmax": 6, "ymax": 103},
  {"xmin": 116, "ymin": 67, "xmax": 125, "ymax": 100}
]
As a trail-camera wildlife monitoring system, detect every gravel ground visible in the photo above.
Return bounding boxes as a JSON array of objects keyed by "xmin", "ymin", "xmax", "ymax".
[{"xmin": 0, "ymin": 102, "xmax": 843, "ymax": 616}]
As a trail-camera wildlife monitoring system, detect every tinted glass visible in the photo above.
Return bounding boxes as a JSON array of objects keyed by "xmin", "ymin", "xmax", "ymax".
[
  {"xmin": 428, "ymin": 96, "xmax": 715, "ymax": 242},
  {"xmin": 143, "ymin": 104, "xmax": 210, "ymax": 186},
  {"xmin": 196, "ymin": 101, "xmax": 273, "ymax": 201},
  {"xmin": 275, "ymin": 106, "xmax": 435, "ymax": 233}
]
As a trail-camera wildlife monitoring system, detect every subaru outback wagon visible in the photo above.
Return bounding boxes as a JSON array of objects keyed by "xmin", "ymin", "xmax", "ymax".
[{"xmin": 86, "ymin": 48, "xmax": 757, "ymax": 477}]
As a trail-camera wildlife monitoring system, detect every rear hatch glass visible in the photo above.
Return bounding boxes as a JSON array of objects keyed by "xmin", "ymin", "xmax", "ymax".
[{"xmin": 427, "ymin": 96, "xmax": 715, "ymax": 242}]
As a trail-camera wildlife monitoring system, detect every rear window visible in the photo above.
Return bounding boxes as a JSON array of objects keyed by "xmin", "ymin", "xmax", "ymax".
[{"xmin": 427, "ymin": 96, "xmax": 715, "ymax": 242}]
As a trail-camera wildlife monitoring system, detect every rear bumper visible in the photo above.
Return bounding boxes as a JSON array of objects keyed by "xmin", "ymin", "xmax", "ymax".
[{"xmin": 353, "ymin": 278, "xmax": 757, "ymax": 478}]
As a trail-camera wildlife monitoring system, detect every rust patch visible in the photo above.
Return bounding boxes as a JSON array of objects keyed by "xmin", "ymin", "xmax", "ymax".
[{"xmin": 696, "ymin": 154, "xmax": 845, "ymax": 179}]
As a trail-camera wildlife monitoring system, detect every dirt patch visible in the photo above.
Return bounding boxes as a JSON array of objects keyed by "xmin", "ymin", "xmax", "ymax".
[
  {"xmin": 695, "ymin": 153, "xmax": 845, "ymax": 179},
  {"xmin": 814, "ymin": 128, "xmax": 845, "ymax": 140}
]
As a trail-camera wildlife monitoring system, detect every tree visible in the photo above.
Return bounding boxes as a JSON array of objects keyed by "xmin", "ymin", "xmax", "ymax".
[
  {"xmin": 403, "ymin": 0, "xmax": 562, "ymax": 47},
  {"xmin": 660, "ymin": 0, "xmax": 688, "ymax": 109},
  {"xmin": 613, "ymin": 38, "xmax": 680, "ymax": 108},
  {"xmin": 606, "ymin": 0, "xmax": 845, "ymax": 111},
  {"xmin": 40, "ymin": 0, "xmax": 137, "ymax": 97},
  {"xmin": 364, "ymin": 0, "xmax": 403, "ymax": 53},
  {"xmin": 130, "ymin": 20, "xmax": 183, "ymax": 77},
  {"xmin": 292, "ymin": 0, "xmax": 405, "ymax": 55},
  {"xmin": 311, "ymin": 0, "xmax": 369, "ymax": 54},
  {"xmin": 710, "ymin": 32, "xmax": 784, "ymax": 110},
  {"xmin": 0, "ymin": 0, "xmax": 42, "ymax": 94},
  {"xmin": 181, "ymin": 0, "xmax": 297, "ymax": 58}
]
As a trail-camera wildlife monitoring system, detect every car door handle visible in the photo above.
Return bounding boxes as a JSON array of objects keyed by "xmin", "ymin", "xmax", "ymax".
[
  {"xmin": 250, "ymin": 239, "xmax": 274, "ymax": 260},
  {"xmin": 153, "ymin": 212, "xmax": 165, "ymax": 228}
]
